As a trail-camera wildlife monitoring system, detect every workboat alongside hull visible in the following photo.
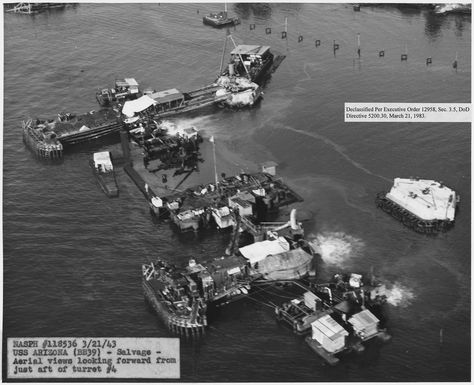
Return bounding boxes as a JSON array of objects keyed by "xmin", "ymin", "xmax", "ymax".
[{"xmin": 90, "ymin": 152, "xmax": 119, "ymax": 197}]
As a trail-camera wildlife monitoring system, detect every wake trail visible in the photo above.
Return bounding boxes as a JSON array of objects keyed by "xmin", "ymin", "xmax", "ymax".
[{"xmin": 281, "ymin": 125, "xmax": 391, "ymax": 183}]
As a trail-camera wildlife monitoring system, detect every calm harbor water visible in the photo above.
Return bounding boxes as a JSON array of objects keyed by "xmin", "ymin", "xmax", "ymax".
[{"xmin": 3, "ymin": 3, "xmax": 471, "ymax": 382}]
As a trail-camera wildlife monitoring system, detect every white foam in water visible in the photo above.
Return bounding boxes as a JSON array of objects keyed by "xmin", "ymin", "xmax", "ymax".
[
  {"xmin": 309, "ymin": 231, "xmax": 365, "ymax": 265},
  {"xmin": 374, "ymin": 282, "xmax": 415, "ymax": 307}
]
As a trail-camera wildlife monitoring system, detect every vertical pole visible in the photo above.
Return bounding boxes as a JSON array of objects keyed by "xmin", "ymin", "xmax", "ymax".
[
  {"xmin": 219, "ymin": 34, "xmax": 228, "ymax": 75},
  {"xmin": 212, "ymin": 137, "xmax": 218, "ymax": 188},
  {"xmin": 285, "ymin": 17, "xmax": 288, "ymax": 33},
  {"xmin": 357, "ymin": 33, "xmax": 361, "ymax": 57},
  {"xmin": 120, "ymin": 129, "xmax": 131, "ymax": 165}
]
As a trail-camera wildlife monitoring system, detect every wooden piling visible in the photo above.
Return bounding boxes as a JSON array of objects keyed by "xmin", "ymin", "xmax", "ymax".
[
  {"xmin": 357, "ymin": 33, "xmax": 361, "ymax": 57},
  {"xmin": 120, "ymin": 129, "xmax": 131, "ymax": 165}
]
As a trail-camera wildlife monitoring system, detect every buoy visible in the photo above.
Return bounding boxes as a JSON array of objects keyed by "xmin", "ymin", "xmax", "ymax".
[
  {"xmin": 356, "ymin": 33, "xmax": 361, "ymax": 57},
  {"xmin": 250, "ymin": 23, "xmax": 255, "ymax": 30},
  {"xmin": 298, "ymin": 35, "xmax": 303, "ymax": 42},
  {"xmin": 265, "ymin": 27, "xmax": 271, "ymax": 34},
  {"xmin": 281, "ymin": 31, "xmax": 287, "ymax": 39},
  {"xmin": 453, "ymin": 60, "xmax": 458, "ymax": 69},
  {"xmin": 426, "ymin": 57, "xmax": 432, "ymax": 65},
  {"xmin": 401, "ymin": 44, "xmax": 408, "ymax": 61},
  {"xmin": 315, "ymin": 39, "xmax": 321, "ymax": 47},
  {"xmin": 379, "ymin": 50, "xmax": 385, "ymax": 57},
  {"xmin": 333, "ymin": 40, "xmax": 339, "ymax": 50}
]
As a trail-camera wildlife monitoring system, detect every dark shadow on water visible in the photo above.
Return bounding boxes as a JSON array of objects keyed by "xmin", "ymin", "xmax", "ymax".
[{"xmin": 233, "ymin": 3, "xmax": 272, "ymax": 21}]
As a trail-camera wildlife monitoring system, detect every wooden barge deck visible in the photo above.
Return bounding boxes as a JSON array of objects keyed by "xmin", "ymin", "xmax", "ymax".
[{"xmin": 123, "ymin": 131, "xmax": 303, "ymax": 232}]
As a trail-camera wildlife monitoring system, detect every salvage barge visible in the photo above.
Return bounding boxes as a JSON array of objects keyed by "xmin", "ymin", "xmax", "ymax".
[
  {"xmin": 376, "ymin": 177, "xmax": 460, "ymax": 233},
  {"xmin": 155, "ymin": 171, "xmax": 303, "ymax": 233},
  {"xmin": 274, "ymin": 273, "xmax": 390, "ymax": 365},
  {"xmin": 142, "ymin": 256, "xmax": 252, "ymax": 335}
]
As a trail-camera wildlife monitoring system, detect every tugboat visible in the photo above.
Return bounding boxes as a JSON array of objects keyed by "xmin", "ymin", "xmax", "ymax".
[
  {"xmin": 376, "ymin": 177, "xmax": 460, "ymax": 233},
  {"xmin": 96, "ymin": 78, "xmax": 141, "ymax": 107},
  {"xmin": 90, "ymin": 151, "xmax": 119, "ymax": 197},
  {"xmin": 203, "ymin": 11, "xmax": 240, "ymax": 27},
  {"xmin": 222, "ymin": 44, "xmax": 274, "ymax": 85}
]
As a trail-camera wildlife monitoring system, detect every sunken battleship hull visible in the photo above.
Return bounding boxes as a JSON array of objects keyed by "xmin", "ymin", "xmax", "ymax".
[
  {"xmin": 23, "ymin": 119, "xmax": 63, "ymax": 160},
  {"xmin": 23, "ymin": 110, "xmax": 123, "ymax": 159}
]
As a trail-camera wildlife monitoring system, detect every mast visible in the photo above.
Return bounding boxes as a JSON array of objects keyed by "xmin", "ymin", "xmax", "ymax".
[
  {"xmin": 229, "ymin": 35, "xmax": 251, "ymax": 78},
  {"xmin": 219, "ymin": 33, "xmax": 228, "ymax": 75},
  {"xmin": 211, "ymin": 136, "xmax": 218, "ymax": 188}
]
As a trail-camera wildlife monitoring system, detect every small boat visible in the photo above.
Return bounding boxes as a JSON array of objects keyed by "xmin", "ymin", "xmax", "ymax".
[
  {"xmin": 203, "ymin": 11, "xmax": 240, "ymax": 27},
  {"xmin": 203, "ymin": 3, "xmax": 240, "ymax": 28},
  {"xmin": 96, "ymin": 78, "xmax": 141, "ymax": 107},
  {"xmin": 434, "ymin": 3, "xmax": 471, "ymax": 14},
  {"xmin": 90, "ymin": 151, "xmax": 119, "ymax": 197}
]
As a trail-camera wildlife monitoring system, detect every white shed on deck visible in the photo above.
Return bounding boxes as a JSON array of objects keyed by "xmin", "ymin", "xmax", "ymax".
[
  {"xmin": 310, "ymin": 314, "xmax": 349, "ymax": 353},
  {"xmin": 212, "ymin": 206, "xmax": 235, "ymax": 229},
  {"xmin": 228, "ymin": 195, "xmax": 253, "ymax": 217},
  {"xmin": 261, "ymin": 161, "xmax": 278, "ymax": 176},
  {"xmin": 238, "ymin": 237, "xmax": 290, "ymax": 267},
  {"xmin": 304, "ymin": 291, "xmax": 322, "ymax": 311},
  {"xmin": 348, "ymin": 309, "xmax": 380, "ymax": 340},
  {"xmin": 93, "ymin": 151, "xmax": 113, "ymax": 172}
]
